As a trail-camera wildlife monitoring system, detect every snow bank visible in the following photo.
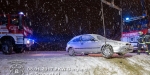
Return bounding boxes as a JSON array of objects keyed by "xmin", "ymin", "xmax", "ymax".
[{"xmin": 0, "ymin": 54, "xmax": 150, "ymax": 75}]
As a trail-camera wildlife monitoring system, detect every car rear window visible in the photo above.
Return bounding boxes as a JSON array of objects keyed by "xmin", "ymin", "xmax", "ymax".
[
  {"xmin": 71, "ymin": 36, "xmax": 81, "ymax": 42},
  {"xmin": 97, "ymin": 35, "xmax": 106, "ymax": 40}
]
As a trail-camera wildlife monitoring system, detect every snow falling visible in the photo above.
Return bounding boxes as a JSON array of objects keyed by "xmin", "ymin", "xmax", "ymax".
[{"xmin": 0, "ymin": 0, "xmax": 150, "ymax": 50}]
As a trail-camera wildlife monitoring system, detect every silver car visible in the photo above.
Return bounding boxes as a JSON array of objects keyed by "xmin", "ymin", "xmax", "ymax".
[{"xmin": 66, "ymin": 34, "xmax": 133, "ymax": 58}]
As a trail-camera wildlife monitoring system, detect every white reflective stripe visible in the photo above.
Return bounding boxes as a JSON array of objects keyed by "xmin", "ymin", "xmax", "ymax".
[
  {"xmin": 0, "ymin": 25, "xmax": 7, "ymax": 28},
  {"xmin": 23, "ymin": 26, "xmax": 32, "ymax": 34},
  {"xmin": 0, "ymin": 29, "xmax": 9, "ymax": 32},
  {"xmin": 0, "ymin": 25, "xmax": 9, "ymax": 32},
  {"xmin": 23, "ymin": 26, "xmax": 27, "ymax": 31},
  {"xmin": 24, "ymin": 31, "xmax": 27, "ymax": 36}
]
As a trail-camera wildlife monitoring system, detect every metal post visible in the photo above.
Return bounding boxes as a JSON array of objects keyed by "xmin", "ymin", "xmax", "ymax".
[
  {"xmin": 120, "ymin": 11, "xmax": 123, "ymax": 40},
  {"xmin": 101, "ymin": 0, "xmax": 122, "ymax": 41},
  {"xmin": 120, "ymin": 0, "xmax": 123, "ymax": 41},
  {"xmin": 19, "ymin": 14, "xmax": 22, "ymax": 30},
  {"xmin": 101, "ymin": 1, "xmax": 106, "ymax": 44}
]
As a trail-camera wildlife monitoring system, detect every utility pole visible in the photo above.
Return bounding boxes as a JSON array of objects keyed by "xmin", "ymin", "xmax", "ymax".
[
  {"xmin": 101, "ymin": 1, "xmax": 106, "ymax": 44},
  {"xmin": 101, "ymin": 0, "xmax": 122, "ymax": 11},
  {"xmin": 101, "ymin": 0, "xmax": 122, "ymax": 41}
]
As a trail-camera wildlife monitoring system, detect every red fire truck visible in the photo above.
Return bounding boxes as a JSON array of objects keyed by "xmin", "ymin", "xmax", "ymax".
[
  {"xmin": 121, "ymin": 15, "xmax": 149, "ymax": 50},
  {"xmin": 0, "ymin": 12, "xmax": 34, "ymax": 54}
]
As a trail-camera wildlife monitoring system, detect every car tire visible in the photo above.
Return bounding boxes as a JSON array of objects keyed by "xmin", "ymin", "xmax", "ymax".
[
  {"xmin": 101, "ymin": 44, "xmax": 114, "ymax": 59},
  {"xmin": 68, "ymin": 48, "xmax": 75, "ymax": 56},
  {"xmin": 1, "ymin": 40, "xmax": 13, "ymax": 54}
]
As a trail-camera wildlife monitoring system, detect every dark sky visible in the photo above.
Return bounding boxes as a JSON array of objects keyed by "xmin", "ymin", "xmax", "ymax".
[
  {"xmin": 0, "ymin": 0, "xmax": 150, "ymax": 40},
  {"xmin": 1, "ymin": 0, "xmax": 150, "ymax": 50}
]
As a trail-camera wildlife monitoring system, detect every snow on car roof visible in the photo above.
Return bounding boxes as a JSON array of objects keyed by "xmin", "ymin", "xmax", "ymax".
[
  {"xmin": 72, "ymin": 34, "xmax": 106, "ymax": 41},
  {"xmin": 83, "ymin": 34, "xmax": 105, "ymax": 39}
]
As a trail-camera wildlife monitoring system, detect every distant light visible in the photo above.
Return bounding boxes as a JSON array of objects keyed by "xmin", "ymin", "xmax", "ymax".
[
  {"xmin": 125, "ymin": 17, "xmax": 129, "ymax": 21},
  {"xmin": 19, "ymin": 12, "xmax": 24, "ymax": 15}
]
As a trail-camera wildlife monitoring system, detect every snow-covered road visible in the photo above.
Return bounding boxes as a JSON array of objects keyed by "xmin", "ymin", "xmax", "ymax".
[{"xmin": 0, "ymin": 51, "xmax": 150, "ymax": 75}]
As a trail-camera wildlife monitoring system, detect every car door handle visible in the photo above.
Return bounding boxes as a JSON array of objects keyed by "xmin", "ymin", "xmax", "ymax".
[{"xmin": 81, "ymin": 42, "xmax": 84, "ymax": 45}]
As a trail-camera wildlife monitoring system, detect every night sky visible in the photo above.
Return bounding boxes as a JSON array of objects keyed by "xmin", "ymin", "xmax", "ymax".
[{"xmin": 0, "ymin": 0, "xmax": 150, "ymax": 50}]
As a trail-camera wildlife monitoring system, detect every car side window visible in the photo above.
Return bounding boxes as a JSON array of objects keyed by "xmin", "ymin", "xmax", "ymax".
[
  {"xmin": 82, "ymin": 35, "xmax": 94, "ymax": 41},
  {"xmin": 72, "ymin": 36, "xmax": 81, "ymax": 42}
]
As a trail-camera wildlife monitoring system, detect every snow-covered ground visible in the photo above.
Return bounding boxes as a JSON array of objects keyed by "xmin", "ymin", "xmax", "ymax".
[{"xmin": 0, "ymin": 52, "xmax": 150, "ymax": 75}]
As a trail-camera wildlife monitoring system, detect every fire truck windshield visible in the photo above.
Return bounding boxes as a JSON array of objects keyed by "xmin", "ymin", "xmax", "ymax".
[
  {"xmin": 0, "ymin": 15, "xmax": 8, "ymax": 25},
  {"xmin": 0, "ymin": 14, "xmax": 31, "ymax": 27},
  {"xmin": 11, "ymin": 15, "xmax": 19, "ymax": 26},
  {"xmin": 11, "ymin": 15, "xmax": 31, "ymax": 27}
]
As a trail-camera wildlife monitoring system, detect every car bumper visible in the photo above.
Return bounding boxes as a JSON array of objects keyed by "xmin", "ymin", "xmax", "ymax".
[
  {"xmin": 119, "ymin": 45, "xmax": 133, "ymax": 53},
  {"xmin": 114, "ymin": 45, "xmax": 133, "ymax": 53}
]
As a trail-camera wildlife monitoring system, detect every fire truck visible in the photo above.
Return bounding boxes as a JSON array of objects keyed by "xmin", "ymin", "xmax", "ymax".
[
  {"xmin": 0, "ymin": 12, "xmax": 34, "ymax": 54},
  {"xmin": 121, "ymin": 0, "xmax": 150, "ymax": 51},
  {"xmin": 121, "ymin": 15, "xmax": 148, "ymax": 47}
]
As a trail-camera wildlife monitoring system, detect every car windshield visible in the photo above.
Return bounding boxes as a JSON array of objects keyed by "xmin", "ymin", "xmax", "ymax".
[{"xmin": 97, "ymin": 35, "xmax": 108, "ymax": 40}]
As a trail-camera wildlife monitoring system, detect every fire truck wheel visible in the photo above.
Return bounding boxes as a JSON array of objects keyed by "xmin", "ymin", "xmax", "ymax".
[
  {"xmin": 1, "ymin": 40, "xmax": 13, "ymax": 54},
  {"xmin": 14, "ymin": 47, "xmax": 25, "ymax": 53}
]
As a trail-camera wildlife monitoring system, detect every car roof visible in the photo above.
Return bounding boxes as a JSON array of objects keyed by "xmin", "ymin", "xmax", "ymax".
[
  {"xmin": 82, "ymin": 34, "xmax": 100, "ymax": 36},
  {"xmin": 74, "ymin": 34, "xmax": 101, "ymax": 39},
  {"xmin": 69, "ymin": 34, "xmax": 106, "ymax": 42}
]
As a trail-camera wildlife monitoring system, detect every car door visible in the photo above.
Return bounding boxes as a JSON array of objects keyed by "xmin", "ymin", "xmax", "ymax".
[
  {"xmin": 80, "ymin": 35, "xmax": 100, "ymax": 53},
  {"xmin": 70, "ymin": 36, "xmax": 82, "ymax": 53}
]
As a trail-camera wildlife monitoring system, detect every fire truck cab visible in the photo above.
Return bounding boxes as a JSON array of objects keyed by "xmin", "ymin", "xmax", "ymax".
[{"xmin": 0, "ymin": 12, "xmax": 34, "ymax": 54}]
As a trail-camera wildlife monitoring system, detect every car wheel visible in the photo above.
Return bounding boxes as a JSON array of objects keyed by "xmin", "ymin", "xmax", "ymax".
[
  {"xmin": 101, "ymin": 44, "xmax": 114, "ymax": 58},
  {"xmin": 1, "ymin": 40, "xmax": 13, "ymax": 54},
  {"xmin": 68, "ymin": 48, "xmax": 75, "ymax": 56}
]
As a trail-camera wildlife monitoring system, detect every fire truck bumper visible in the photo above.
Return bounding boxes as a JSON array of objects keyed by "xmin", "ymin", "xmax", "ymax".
[{"xmin": 24, "ymin": 38, "xmax": 34, "ymax": 47}]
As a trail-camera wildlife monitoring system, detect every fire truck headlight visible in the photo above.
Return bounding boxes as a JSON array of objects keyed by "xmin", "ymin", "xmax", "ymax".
[
  {"xmin": 27, "ymin": 40, "xmax": 30, "ymax": 44},
  {"xmin": 25, "ymin": 39, "xmax": 34, "ymax": 44}
]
